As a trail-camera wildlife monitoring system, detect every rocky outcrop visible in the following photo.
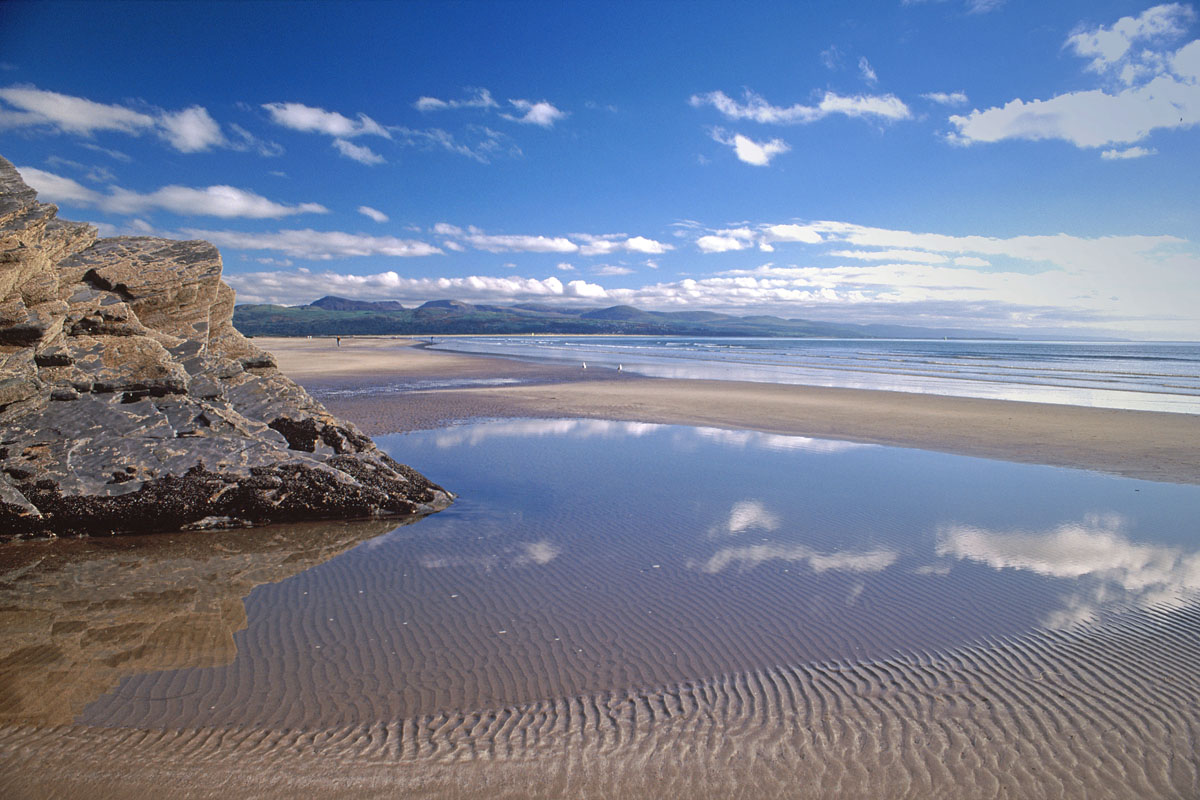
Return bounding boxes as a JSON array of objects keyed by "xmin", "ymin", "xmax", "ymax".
[{"xmin": 0, "ymin": 156, "xmax": 451, "ymax": 539}]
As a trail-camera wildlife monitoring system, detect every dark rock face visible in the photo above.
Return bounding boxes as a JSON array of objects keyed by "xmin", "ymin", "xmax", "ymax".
[{"xmin": 0, "ymin": 156, "xmax": 452, "ymax": 539}]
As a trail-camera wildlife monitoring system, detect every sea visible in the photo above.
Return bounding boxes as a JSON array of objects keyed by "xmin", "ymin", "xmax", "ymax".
[{"xmin": 428, "ymin": 336, "xmax": 1200, "ymax": 414}]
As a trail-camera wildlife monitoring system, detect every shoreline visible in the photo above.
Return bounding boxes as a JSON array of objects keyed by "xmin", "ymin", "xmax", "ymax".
[{"xmin": 260, "ymin": 336, "xmax": 1200, "ymax": 485}]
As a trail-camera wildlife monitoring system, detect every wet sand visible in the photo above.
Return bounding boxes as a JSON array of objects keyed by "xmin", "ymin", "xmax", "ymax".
[
  {"xmin": 3, "ymin": 337, "xmax": 1198, "ymax": 799},
  {"xmin": 263, "ymin": 336, "xmax": 1200, "ymax": 485}
]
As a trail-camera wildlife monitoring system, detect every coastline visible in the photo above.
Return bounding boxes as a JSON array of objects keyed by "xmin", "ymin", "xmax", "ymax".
[{"xmin": 261, "ymin": 336, "xmax": 1200, "ymax": 485}]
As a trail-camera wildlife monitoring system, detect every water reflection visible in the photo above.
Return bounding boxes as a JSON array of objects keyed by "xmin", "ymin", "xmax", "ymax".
[
  {"xmin": 0, "ymin": 518, "xmax": 405, "ymax": 725},
  {"xmin": 937, "ymin": 514, "xmax": 1200, "ymax": 629},
  {"xmin": 695, "ymin": 542, "xmax": 899, "ymax": 575},
  {"xmin": 15, "ymin": 419, "xmax": 1196, "ymax": 734},
  {"xmin": 431, "ymin": 417, "xmax": 870, "ymax": 454}
]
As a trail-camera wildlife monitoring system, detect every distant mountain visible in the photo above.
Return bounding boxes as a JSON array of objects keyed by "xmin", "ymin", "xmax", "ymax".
[
  {"xmin": 309, "ymin": 295, "xmax": 407, "ymax": 312},
  {"xmin": 232, "ymin": 297, "xmax": 1010, "ymax": 340}
]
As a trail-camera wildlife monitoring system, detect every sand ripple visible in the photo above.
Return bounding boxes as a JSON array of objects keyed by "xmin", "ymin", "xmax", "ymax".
[{"xmin": 2, "ymin": 603, "xmax": 1197, "ymax": 799}]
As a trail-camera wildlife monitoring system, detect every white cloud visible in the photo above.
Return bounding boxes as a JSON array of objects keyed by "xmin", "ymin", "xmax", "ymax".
[
  {"xmin": 1101, "ymin": 145, "xmax": 1157, "ymax": 159},
  {"xmin": 711, "ymin": 129, "xmax": 790, "ymax": 166},
  {"xmin": 461, "ymin": 230, "xmax": 579, "ymax": 253},
  {"xmin": 14, "ymin": 166, "xmax": 100, "ymax": 206},
  {"xmin": 333, "ymin": 138, "xmax": 385, "ymax": 165},
  {"xmin": 503, "ymin": 99, "xmax": 567, "ymax": 127},
  {"xmin": 691, "ymin": 88, "xmax": 911, "ymax": 124},
  {"xmin": 210, "ymin": 216, "xmax": 1200, "ymax": 337},
  {"xmin": 950, "ymin": 7, "xmax": 1200, "ymax": 153},
  {"xmin": 1176, "ymin": 39, "xmax": 1200, "ymax": 79},
  {"xmin": 596, "ymin": 265, "xmax": 634, "ymax": 276},
  {"xmin": 859, "ymin": 56, "xmax": 878, "ymax": 84},
  {"xmin": 574, "ymin": 233, "xmax": 674, "ymax": 255},
  {"xmin": 262, "ymin": 101, "xmax": 389, "ymax": 138},
  {"xmin": 0, "ymin": 85, "xmax": 155, "ymax": 134},
  {"xmin": 358, "ymin": 205, "xmax": 388, "ymax": 223},
  {"xmin": 625, "ymin": 235, "xmax": 671, "ymax": 254},
  {"xmin": 762, "ymin": 223, "xmax": 823, "ymax": 244},
  {"xmin": 18, "ymin": 166, "xmax": 328, "ymax": 218},
  {"xmin": 226, "ymin": 268, "xmax": 605, "ymax": 306},
  {"xmin": 831, "ymin": 248, "xmax": 949, "ymax": 264},
  {"xmin": 696, "ymin": 234, "xmax": 750, "ymax": 253},
  {"xmin": 0, "ymin": 86, "xmax": 237, "ymax": 155},
  {"xmin": 556, "ymin": 262, "xmax": 576, "ymax": 271},
  {"xmin": 413, "ymin": 87, "xmax": 499, "ymax": 112},
  {"xmin": 182, "ymin": 228, "xmax": 442, "ymax": 260},
  {"xmin": 948, "ymin": 75, "xmax": 1200, "ymax": 148},
  {"xmin": 1065, "ymin": 4, "xmax": 1195, "ymax": 76},
  {"xmin": 158, "ymin": 106, "xmax": 225, "ymax": 152},
  {"xmin": 923, "ymin": 91, "xmax": 969, "ymax": 106}
]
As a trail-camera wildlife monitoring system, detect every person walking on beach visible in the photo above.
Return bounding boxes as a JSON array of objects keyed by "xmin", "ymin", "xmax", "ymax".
[{"xmin": 336, "ymin": 336, "xmax": 341, "ymax": 347}]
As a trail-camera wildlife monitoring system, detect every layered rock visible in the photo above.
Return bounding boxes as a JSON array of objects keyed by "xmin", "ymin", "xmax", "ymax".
[{"xmin": 0, "ymin": 156, "xmax": 451, "ymax": 539}]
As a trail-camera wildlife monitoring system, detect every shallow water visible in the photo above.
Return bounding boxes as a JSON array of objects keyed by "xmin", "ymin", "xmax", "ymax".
[
  {"xmin": 2, "ymin": 420, "xmax": 1199, "ymax": 797},
  {"xmin": 430, "ymin": 336, "xmax": 1200, "ymax": 413}
]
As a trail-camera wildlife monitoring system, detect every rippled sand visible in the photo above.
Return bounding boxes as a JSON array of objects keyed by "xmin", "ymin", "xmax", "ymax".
[{"xmin": 3, "ymin": 604, "xmax": 1198, "ymax": 798}]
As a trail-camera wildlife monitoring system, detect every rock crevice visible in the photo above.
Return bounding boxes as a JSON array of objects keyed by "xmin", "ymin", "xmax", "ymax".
[{"xmin": 0, "ymin": 155, "xmax": 451, "ymax": 539}]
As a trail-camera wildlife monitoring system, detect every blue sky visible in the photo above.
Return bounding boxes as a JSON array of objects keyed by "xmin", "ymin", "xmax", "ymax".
[{"xmin": 2, "ymin": 0, "xmax": 1198, "ymax": 338}]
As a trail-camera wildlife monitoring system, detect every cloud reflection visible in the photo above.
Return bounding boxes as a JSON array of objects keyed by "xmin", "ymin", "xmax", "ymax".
[
  {"xmin": 937, "ymin": 513, "xmax": 1200, "ymax": 628},
  {"xmin": 697, "ymin": 542, "xmax": 898, "ymax": 575},
  {"xmin": 434, "ymin": 419, "xmax": 662, "ymax": 447},
  {"xmin": 690, "ymin": 426, "xmax": 870, "ymax": 453},
  {"xmin": 726, "ymin": 500, "xmax": 780, "ymax": 534}
]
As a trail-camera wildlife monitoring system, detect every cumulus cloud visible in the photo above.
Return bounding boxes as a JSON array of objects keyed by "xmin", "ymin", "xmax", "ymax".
[
  {"xmin": 17, "ymin": 166, "xmax": 328, "ymax": 218},
  {"xmin": 595, "ymin": 265, "xmax": 634, "ymax": 276},
  {"xmin": 358, "ymin": 205, "xmax": 388, "ymax": 223},
  {"xmin": 691, "ymin": 88, "xmax": 912, "ymax": 124},
  {"xmin": 225, "ymin": 268, "xmax": 606, "ymax": 306},
  {"xmin": 432, "ymin": 226, "xmax": 673, "ymax": 256},
  {"xmin": 502, "ymin": 98, "xmax": 567, "ymax": 127},
  {"xmin": 181, "ymin": 228, "xmax": 440, "ymax": 259},
  {"xmin": 949, "ymin": 5, "xmax": 1200, "ymax": 153},
  {"xmin": 0, "ymin": 85, "xmax": 241, "ymax": 154},
  {"xmin": 1065, "ymin": 3, "xmax": 1195, "ymax": 77},
  {"xmin": 574, "ymin": 233, "xmax": 674, "ymax": 256},
  {"xmin": 157, "ymin": 105, "xmax": 226, "ymax": 152},
  {"xmin": 710, "ymin": 129, "xmax": 791, "ymax": 166}
]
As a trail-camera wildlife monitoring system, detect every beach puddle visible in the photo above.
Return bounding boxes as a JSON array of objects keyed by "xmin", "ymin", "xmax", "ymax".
[{"xmin": 2, "ymin": 419, "xmax": 1198, "ymax": 798}]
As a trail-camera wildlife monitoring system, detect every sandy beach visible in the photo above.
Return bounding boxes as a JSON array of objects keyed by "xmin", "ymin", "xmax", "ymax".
[{"xmin": 261, "ymin": 336, "xmax": 1200, "ymax": 485}]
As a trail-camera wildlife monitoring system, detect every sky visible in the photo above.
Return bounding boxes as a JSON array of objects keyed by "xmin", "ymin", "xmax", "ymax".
[{"xmin": 1, "ymin": 0, "xmax": 1198, "ymax": 339}]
